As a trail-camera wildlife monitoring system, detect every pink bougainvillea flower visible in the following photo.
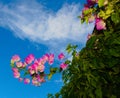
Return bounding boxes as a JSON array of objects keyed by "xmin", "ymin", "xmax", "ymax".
[
  {"xmin": 37, "ymin": 64, "xmax": 45, "ymax": 72},
  {"xmin": 25, "ymin": 54, "xmax": 34, "ymax": 64},
  {"xmin": 19, "ymin": 78, "xmax": 23, "ymax": 82},
  {"xmin": 82, "ymin": 5, "xmax": 89, "ymax": 16},
  {"xmin": 28, "ymin": 66, "xmax": 35, "ymax": 75},
  {"xmin": 11, "ymin": 55, "xmax": 20, "ymax": 63},
  {"xmin": 48, "ymin": 54, "xmax": 54, "ymax": 65},
  {"xmin": 16, "ymin": 61, "xmax": 23, "ymax": 68},
  {"xmin": 87, "ymin": 33, "xmax": 91, "ymax": 40},
  {"xmin": 38, "ymin": 58, "xmax": 46, "ymax": 65},
  {"xmin": 88, "ymin": 15, "xmax": 95, "ymax": 23},
  {"xmin": 22, "ymin": 62, "xmax": 27, "ymax": 68},
  {"xmin": 58, "ymin": 53, "xmax": 65, "ymax": 60},
  {"xmin": 28, "ymin": 68, "xmax": 35, "ymax": 75},
  {"xmin": 32, "ymin": 75, "xmax": 45, "ymax": 86},
  {"xmin": 83, "ymin": 4, "xmax": 89, "ymax": 11},
  {"xmin": 95, "ymin": 18, "xmax": 106, "ymax": 30},
  {"xmin": 12, "ymin": 67, "xmax": 20, "ymax": 78},
  {"xmin": 32, "ymin": 77, "xmax": 41, "ymax": 86},
  {"xmin": 34, "ymin": 59, "xmax": 45, "ymax": 72},
  {"xmin": 12, "ymin": 67, "xmax": 19, "ymax": 72},
  {"xmin": 42, "ymin": 54, "xmax": 49, "ymax": 62},
  {"xmin": 32, "ymin": 63, "xmax": 38, "ymax": 71},
  {"xmin": 28, "ymin": 63, "xmax": 38, "ymax": 75},
  {"xmin": 87, "ymin": 0, "xmax": 98, "ymax": 7},
  {"xmin": 24, "ymin": 78, "xmax": 30, "ymax": 84},
  {"xmin": 60, "ymin": 63, "xmax": 68, "ymax": 70},
  {"xmin": 13, "ymin": 72, "xmax": 20, "ymax": 78}
]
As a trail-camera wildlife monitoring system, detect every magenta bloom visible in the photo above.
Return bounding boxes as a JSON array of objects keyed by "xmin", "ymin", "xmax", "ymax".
[
  {"xmin": 37, "ymin": 64, "xmax": 45, "ymax": 72},
  {"xmin": 28, "ymin": 63, "xmax": 38, "ymax": 74},
  {"xmin": 35, "ymin": 58, "xmax": 45, "ymax": 72},
  {"xmin": 42, "ymin": 54, "xmax": 49, "ymax": 62},
  {"xmin": 60, "ymin": 63, "xmax": 68, "ymax": 70},
  {"xmin": 12, "ymin": 67, "xmax": 20, "ymax": 78},
  {"xmin": 11, "ymin": 55, "xmax": 20, "ymax": 63},
  {"xmin": 12, "ymin": 67, "xmax": 19, "ymax": 72},
  {"xmin": 25, "ymin": 54, "xmax": 34, "ymax": 64},
  {"xmin": 95, "ymin": 18, "xmax": 106, "ymax": 30},
  {"xmin": 32, "ymin": 75, "xmax": 45, "ymax": 86},
  {"xmin": 16, "ymin": 62, "xmax": 23, "ymax": 68},
  {"xmin": 82, "ymin": 5, "xmax": 89, "ymax": 16},
  {"xmin": 48, "ymin": 54, "xmax": 54, "ymax": 65},
  {"xmin": 37, "ymin": 58, "xmax": 46, "ymax": 65},
  {"xmin": 22, "ymin": 62, "xmax": 27, "ymax": 67},
  {"xmin": 32, "ymin": 77, "xmax": 40, "ymax": 86},
  {"xmin": 19, "ymin": 78, "xmax": 23, "ymax": 82},
  {"xmin": 87, "ymin": 33, "xmax": 91, "ymax": 40},
  {"xmin": 13, "ymin": 72, "xmax": 20, "ymax": 78},
  {"xmin": 58, "ymin": 53, "xmax": 65, "ymax": 60},
  {"xmin": 24, "ymin": 78, "xmax": 30, "ymax": 84},
  {"xmin": 37, "ymin": 75, "xmax": 45, "ymax": 83},
  {"xmin": 87, "ymin": 0, "xmax": 98, "ymax": 6}
]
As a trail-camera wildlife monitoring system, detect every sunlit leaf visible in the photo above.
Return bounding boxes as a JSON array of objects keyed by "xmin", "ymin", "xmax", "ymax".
[{"xmin": 98, "ymin": 0, "xmax": 104, "ymax": 7}]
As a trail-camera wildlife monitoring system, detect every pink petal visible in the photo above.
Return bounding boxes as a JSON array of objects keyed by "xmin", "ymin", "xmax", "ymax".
[
  {"xmin": 25, "ymin": 54, "xmax": 35, "ymax": 64},
  {"xmin": 24, "ymin": 78, "xmax": 30, "ymax": 84},
  {"xmin": 11, "ymin": 55, "xmax": 20, "ymax": 62},
  {"xmin": 12, "ymin": 67, "xmax": 19, "ymax": 72},
  {"xmin": 58, "ymin": 53, "xmax": 65, "ymax": 60},
  {"xmin": 16, "ymin": 62, "xmax": 23, "ymax": 68},
  {"xmin": 60, "ymin": 63, "xmax": 68, "ymax": 70},
  {"xmin": 48, "ymin": 54, "xmax": 54, "ymax": 65},
  {"xmin": 95, "ymin": 18, "xmax": 106, "ymax": 30},
  {"xmin": 87, "ymin": 33, "xmax": 91, "ymax": 40},
  {"xmin": 13, "ymin": 72, "xmax": 20, "ymax": 78},
  {"xmin": 19, "ymin": 78, "xmax": 23, "ymax": 82}
]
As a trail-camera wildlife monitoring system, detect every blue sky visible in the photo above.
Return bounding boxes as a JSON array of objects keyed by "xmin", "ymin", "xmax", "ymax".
[{"xmin": 0, "ymin": 0, "xmax": 94, "ymax": 98}]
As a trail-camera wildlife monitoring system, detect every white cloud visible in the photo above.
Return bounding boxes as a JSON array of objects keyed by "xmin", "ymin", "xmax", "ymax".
[{"xmin": 0, "ymin": 1, "xmax": 94, "ymax": 53}]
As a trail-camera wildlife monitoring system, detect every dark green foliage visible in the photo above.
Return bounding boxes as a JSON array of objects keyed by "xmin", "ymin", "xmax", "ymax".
[{"xmin": 48, "ymin": 1, "xmax": 120, "ymax": 98}]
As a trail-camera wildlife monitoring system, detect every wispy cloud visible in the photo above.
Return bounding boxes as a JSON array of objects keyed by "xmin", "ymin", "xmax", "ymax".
[{"xmin": 0, "ymin": 0, "xmax": 94, "ymax": 53}]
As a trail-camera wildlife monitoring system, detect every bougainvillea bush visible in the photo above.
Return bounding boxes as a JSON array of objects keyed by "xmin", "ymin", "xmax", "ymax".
[
  {"xmin": 10, "ymin": 0, "xmax": 120, "ymax": 97},
  {"xmin": 48, "ymin": 0, "xmax": 120, "ymax": 98}
]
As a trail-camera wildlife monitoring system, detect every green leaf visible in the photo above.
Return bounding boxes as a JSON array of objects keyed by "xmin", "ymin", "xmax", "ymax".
[
  {"xmin": 106, "ymin": 9, "xmax": 113, "ymax": 15},
  {"xmin": 77, "ymin": 16, "xmax": 81, "ymax": 18},
  {"xmin": 66, "ymin": 44, "xmax": 72, "ymax": 54},
  {"xmin": 66, "ymin": 44, "xmax": 78, "ymax": 54},
  {"xmin": 112, "ymin": 38, "xmax": 120, "ymax": 45},
  {"xmin": 50, "ymin": 67, "xmax": 58, "ymax": 74},
  {"xmin": 24, "ymin": 70, "xmax": 29, "ymax": 76},
  {"xmin": 81, "ymin": 19, "xmax": 85, "ymax": 24},
  {"xmin": 65, "ymin": 60, "xmax": 71, "ymax": 65},
  {"xmin": 110, "ymin": 95, "xmax": 117, "ymax": 98},
  {"xmin": 86, "ymin": 36, "xmax": 97, "ymax": 48},
  {"xmin": 98, "ymin": 10, "xmax": 106, "ymax": 18},
  {"xmin": 48, "ymin": 73, "xmax": 53, "ymax": 80},
  {"xmin": 98, "ymin": 0, "xmax": 104, "ymax": 7},
  {"xmin": 109, "ymin": 49, "xmax": 120, "ymax": 57},
  {"xmin": 10, "ymin": 60, "xmax": 14, "ymax": 67},
  {"xmin": 111, "ymin": 13, "xmax": 120, "ymax": 24},
  {"xmin": 95, "ymin": 87, "xmax": 102, "ymax": 98},
  {"xmin": 10, "ymin": 63, "xmax": 14, "ymax": 67},
  {"xmin": 104, "ymin": 31, "xmax": 111, "ymax": 39},
  {"xmin": 48, "ymin": 67, "xmax": 58, "ymax": 80},
  {"xmin": 83, "ymin": 9, "xmax": 93, "ymax": 16}
]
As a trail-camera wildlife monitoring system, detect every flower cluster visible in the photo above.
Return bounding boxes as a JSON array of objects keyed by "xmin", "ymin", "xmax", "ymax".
[
  {"xmin": 80, "ymin": 0, "xmax": 109, "ymax": 31},
  {"xmin": 58, "ymin": 53, "xmax": 68, "ymax": 70},
  {"xmin": 10, "ymin": 53, "xmax": 67, "ymax": 86}
]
